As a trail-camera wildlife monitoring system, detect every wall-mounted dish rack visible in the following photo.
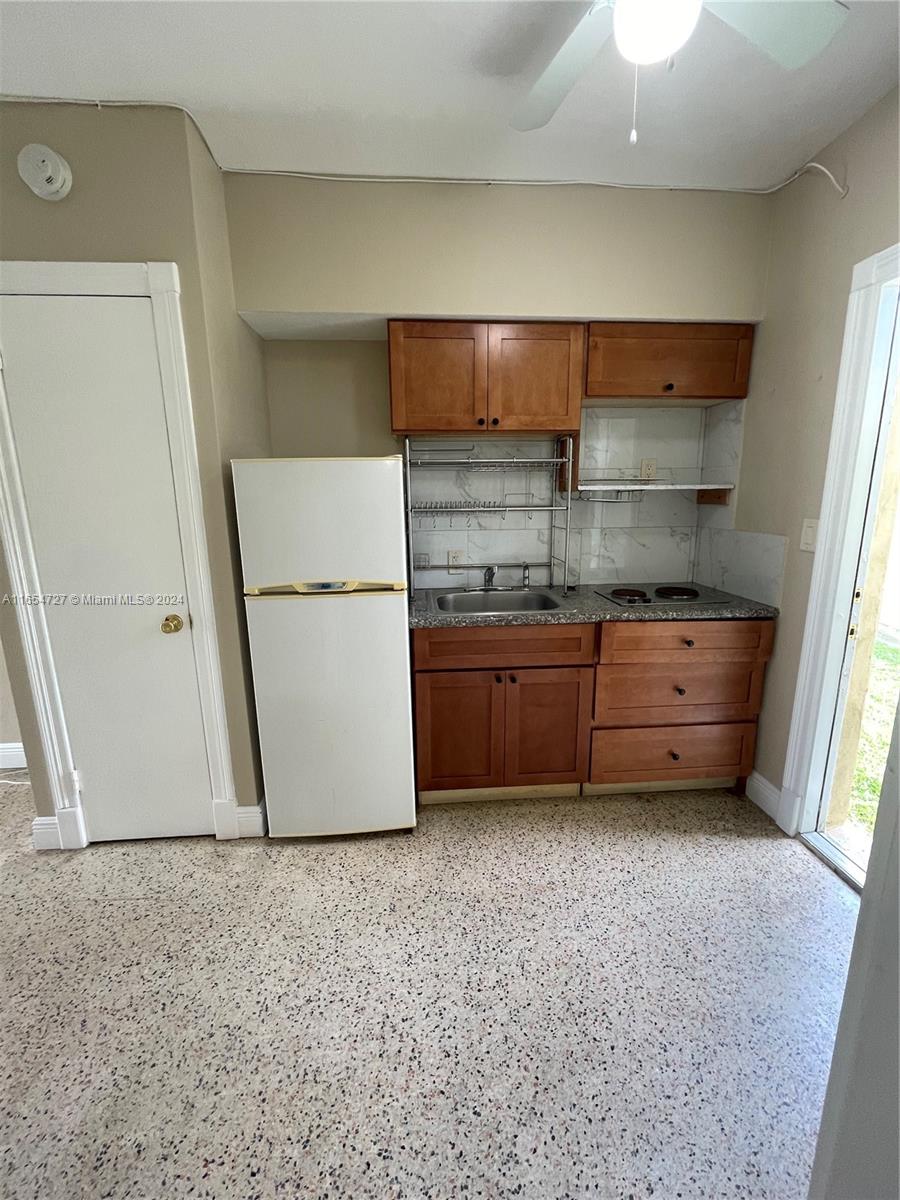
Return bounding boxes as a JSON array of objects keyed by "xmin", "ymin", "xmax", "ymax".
[{"xmin": 403, "ymin": 437, "xmax": 575, "ymax": 599}]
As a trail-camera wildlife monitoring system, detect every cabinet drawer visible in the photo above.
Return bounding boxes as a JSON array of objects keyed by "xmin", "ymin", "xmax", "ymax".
[
  {"xmin": 413, "ymin": 623, "xmax": 596, "ymax": 671},
  {"xmin": 599, "ymin": 620, "xmax": 773, "ymax": 664},
  {"xmin": 590, "ymin": 723, "xmax": 756, "ymax": 784},
  {"xmin": 594, "ymin": 662, "xmax": 765, "ymax": 727}
]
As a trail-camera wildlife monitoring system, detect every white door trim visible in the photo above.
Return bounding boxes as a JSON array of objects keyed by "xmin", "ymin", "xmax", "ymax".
[
  {"xmin": 0, "ymin": 261, "xmax": 237, "ymax": 847},
  {"xmin": 781, "ymin": 244, "xmax": 900, "ymax": 836}
]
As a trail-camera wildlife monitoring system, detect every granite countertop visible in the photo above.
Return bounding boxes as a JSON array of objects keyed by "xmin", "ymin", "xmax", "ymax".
[{"xmin": 408, "ymin": 584, "xmax": 778, "ymax": 629}]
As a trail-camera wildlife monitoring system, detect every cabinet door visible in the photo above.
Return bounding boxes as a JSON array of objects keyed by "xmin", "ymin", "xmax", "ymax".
[
  {"xmin": 487, "ymin": 323, "xmax": 584, "ymax": 431},
  {"xmin": 415, "ymin": 670, "xmax": 505, "ymax": 790},
  {"xmin": 505, "ymin": 667, "xmax": 592, "ymax": 786},
  {"xmin": 389, "ymin": 321, "xmax": 488, "ymax": 432},
  {"xmin": 586, "ymin": 322, "xmax": 754, "ymax": 399}
]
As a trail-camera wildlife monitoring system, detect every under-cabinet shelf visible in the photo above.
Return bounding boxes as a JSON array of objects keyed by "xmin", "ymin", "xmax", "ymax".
[
  {"xmin": 576, "ymin": 479, "xmax": 734, "ymax": 506},
  {"xmin": 576, "ymin": 480, "xmax": 735, "ymax": 492}
]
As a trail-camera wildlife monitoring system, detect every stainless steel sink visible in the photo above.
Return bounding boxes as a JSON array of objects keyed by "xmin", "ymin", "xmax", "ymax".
[{"xmin": 434, "ymin": 589, "xmax": 562, "ymax": 614}]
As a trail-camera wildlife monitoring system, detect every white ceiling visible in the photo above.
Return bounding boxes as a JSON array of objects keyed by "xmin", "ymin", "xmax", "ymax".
[{"xmin": 1, "ymin": 1, "xmax": 897, "ymax": 189}]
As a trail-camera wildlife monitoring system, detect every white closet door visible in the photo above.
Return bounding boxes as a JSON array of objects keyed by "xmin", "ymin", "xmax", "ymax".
[{"xmin": 0, "ymin": 295, "xmax": 214, "ymax": 839}]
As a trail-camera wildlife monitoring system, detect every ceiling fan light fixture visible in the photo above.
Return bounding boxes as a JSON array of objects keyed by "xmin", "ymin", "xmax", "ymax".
[{"xmin": 613, "ymin": 0, "xmax": 703, "ymax": 66}]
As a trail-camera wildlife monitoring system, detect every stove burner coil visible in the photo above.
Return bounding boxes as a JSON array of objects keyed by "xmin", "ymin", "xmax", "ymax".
[{"xmin": 654, "ymin": 586, "xmax": 699, "ymax": 600}]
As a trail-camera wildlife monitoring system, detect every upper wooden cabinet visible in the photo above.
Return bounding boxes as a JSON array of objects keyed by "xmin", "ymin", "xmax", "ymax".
[
  {"xmin": 389, "ymin": 320, "xmax": 584, "ymax": 434},
  {"xmin": 585, "ymin": 322, "xmax": 754, "ymax": 400},
  {"xmin": 389, "ymin": 321, "xmax": 488, "ymax": 432},
  {"xmin": 487, "ymin": 324, "xmax": 584, "ymax": 432}
]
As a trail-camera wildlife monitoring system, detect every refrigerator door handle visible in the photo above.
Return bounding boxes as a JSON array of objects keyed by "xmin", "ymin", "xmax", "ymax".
[{"xmin": 245, "ymin": 580, "xmax": 407, "ymax": 597}]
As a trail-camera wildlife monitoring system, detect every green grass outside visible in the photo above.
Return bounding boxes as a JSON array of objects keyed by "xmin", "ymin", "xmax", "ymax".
[{"xmin": 849, "ymin": 638, "xmax": 900, "ymax": 833}]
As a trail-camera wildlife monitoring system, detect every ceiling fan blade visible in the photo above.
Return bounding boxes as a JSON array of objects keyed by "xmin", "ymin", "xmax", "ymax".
[
  {"xmin": 510, "ymin": 2, "xmax": 614, "ymax": 131},
  {"xmin": 706, "ymin": 0, "xmax": 849, "ymax": 69}
]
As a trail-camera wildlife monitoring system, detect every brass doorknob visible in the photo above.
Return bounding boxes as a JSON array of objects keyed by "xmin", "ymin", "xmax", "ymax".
[{"xmin": 160, "ymin": 614, "xmax": 184, "ymax": 634}]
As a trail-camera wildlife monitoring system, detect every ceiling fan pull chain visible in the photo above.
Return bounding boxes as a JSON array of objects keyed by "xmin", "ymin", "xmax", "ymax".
[{"xmin": 629, "ymin": 64, "xmax": 639, "ymax": 146}]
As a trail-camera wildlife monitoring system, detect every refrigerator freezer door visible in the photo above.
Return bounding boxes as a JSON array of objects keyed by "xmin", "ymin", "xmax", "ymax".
[
  {"xmin": 233, "ymin": 457, "xmax": 407, "ymax": 589},
  {"xmin": 246, "ymin": 592, "xmax": 416, "ymax": 836}
]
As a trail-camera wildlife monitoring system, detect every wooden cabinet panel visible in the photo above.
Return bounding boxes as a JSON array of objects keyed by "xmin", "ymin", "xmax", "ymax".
[
  {"xmin": 389, "ymin": 321, "xmax": 487, "ymax": 432},
  {"xmin": 505, "ymin": 667, "xmax": 592, "ymax": 786},
  {"xmin": 415, "ymin": 670, "xmax": 505, "ymax": 790},
  {"xmin": 594, "ymin": 662, "xmax": 765, "ymax": 727},
  {"xmin": 590, "ymin": 722, "xmax": 756, "ymax": 784},
  {"xmin": 586, "ymin": 322, "xmax": 754, "ymax": 399},
  {"xmin": 487, "ymin": 323, "xmax": 584, "ymax": 431},
  {"xmin": 413, "ymin": 623, "xmax": 596, "ymax": 671},
  {"xmin": 599, "ymin": 620, "xmax": 774, "ymax": 665}
]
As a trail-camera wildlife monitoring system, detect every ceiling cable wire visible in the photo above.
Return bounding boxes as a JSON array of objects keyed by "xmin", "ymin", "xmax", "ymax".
[
  {"xmin": 0, "ymin": 92, "xmax": 850, "ymax": 199},
  {"xmin": 629, "ymin": 65, "xmax": 639, "ymax": 147}
]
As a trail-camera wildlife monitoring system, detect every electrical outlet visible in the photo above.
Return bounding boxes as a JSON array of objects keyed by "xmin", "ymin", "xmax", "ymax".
[
  {"xmin": 448, "ymin": 549, "xmax": 465, "ymax": 575},
  {"xmin": 640, "ymin": 458, "xmax": 657, "ymax": 480},
  {"xmin": 800, "ymin": 518, "xmax": 818, "ymax": 553}
]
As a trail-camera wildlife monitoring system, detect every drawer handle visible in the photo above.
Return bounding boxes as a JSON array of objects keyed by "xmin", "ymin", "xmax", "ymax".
[
  {"xmin": 683, "ymin": 638, "xmax": 695, "ymax": 647},
  {"xmin": 674, "ymin": 686, "xmax": 686, "ymax": 696},
  {"xmin": 509, "ymin": 674, "xmax": 517, "ymax": 683},
  {"xmin": 495, "ymin": 674, "xmax": 502, "ymax": 683},
  {"xmin": 669, "ymin": 751, "xmax": 681, "ymax": 761}
]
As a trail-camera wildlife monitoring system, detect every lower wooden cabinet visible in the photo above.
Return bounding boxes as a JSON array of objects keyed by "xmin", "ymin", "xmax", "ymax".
[
  {"xmin": 415, "ymin": 666, "xmax": 592, "ymax": 791},
  {"xmin": 506, "ymin": 668, "xmax": 593, "ymax": 786},
  {"xmin": 414, "ymin": 670, "xmax": 505, "ymax": 790}
]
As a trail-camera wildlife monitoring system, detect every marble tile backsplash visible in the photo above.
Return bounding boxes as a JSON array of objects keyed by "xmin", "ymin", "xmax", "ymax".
[
  {"xmin": 408, "ymin": 402, "xmax": 784, "ymax": 606},
  {"xmin": 693, "ymin": 528, "xmax": 787, "ymax": 608}
]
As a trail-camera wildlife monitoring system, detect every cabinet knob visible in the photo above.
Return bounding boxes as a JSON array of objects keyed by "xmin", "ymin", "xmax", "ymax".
[
  {"xmin": 663, "ymin": 382, "xmax": 675, "ymax": 392},
  {"xmin": 495, "ymin": 674, "xmax": 502, "ymax": 684},
  {"xmin": 509, "ymin": 674, "xmax": 517, "ymax": 683},
  {"xmin": 477, "ymin": 417, "xmax": 486, "ymax": 426},
  {"xmin": 491, "ymin": 417, "xmax": 500, "ymax": 426},
  {"xmin": 675, "ymin": 686, "xmax": 686, "ymax": 696},
  {"xmin": 683, "ymin": 638, "xmax": 695, "ymax": 647},
  {"xmin": 669, "ymin": 751, "xmax": 680, "ymax": 761}
]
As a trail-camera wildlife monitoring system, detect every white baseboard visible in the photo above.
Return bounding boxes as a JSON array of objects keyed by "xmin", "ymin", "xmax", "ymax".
[
  {"xmin": 0, "ymin": 741, "xmax": 26, "ymax": 769},
  {"xmin": 31, "ymin": 815, "xmax": 61, "ymax": 850},
  {"xmin": 213, "ymin": 798, "xmax": 266, "ymax": 839},
  {"xmin": 237, "ymin": 802, "xmax": 267, "ymax": 837},
  {"xmin": 31, "ymin": 803, "xmax": 88, "ymax": 851},
  {"xmin": 746, "ymin": 770, "xmax": 798, "ymax": 834}
]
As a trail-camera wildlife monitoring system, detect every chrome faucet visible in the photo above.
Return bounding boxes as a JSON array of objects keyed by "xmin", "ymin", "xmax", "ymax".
[
  {"xmin": 483, "ymin": 565, "xmax": 498, "ymax": 588},
  {"xmin": 522, "ymin": 563, "xmax": 530, "ymax": 589}
]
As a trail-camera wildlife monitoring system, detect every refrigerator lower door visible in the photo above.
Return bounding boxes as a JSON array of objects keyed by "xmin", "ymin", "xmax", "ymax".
[{"xmin": 245, "ymin": 592, "xmax": 416, "ymax": 836}]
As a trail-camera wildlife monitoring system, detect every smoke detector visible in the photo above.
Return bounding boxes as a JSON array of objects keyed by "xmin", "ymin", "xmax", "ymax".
[{"xmin": 17, "ymin": 144, "xmax": 72, "ymax": 202}]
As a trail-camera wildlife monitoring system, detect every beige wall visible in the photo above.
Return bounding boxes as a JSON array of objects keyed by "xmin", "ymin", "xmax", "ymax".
[
  {"xmin": 0, "ymin": 101, "xmax": 268, "ymax": 815},
  {"xmin": 737, "ymin": 88, "xmax": 900, "ymax": 787},
  {"xmin": 226, "ymin": 174, "xmax": 771, "ymax": 323},
  {"xmin": 185, "ymin": 120, "xmax": 271, "ymax": 806},
  {"xmin": 265, "ymin": 341, "xmax": 397, "ymax": 457},
  {"xmin": 0, "ymin": 642, "xmax": 20, "ymax": 744}
]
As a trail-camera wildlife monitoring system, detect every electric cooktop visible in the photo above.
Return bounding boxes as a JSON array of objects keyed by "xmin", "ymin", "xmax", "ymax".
[{"xmin": 594, "ymin": 582, "xmax": 730, "ymax": 607}]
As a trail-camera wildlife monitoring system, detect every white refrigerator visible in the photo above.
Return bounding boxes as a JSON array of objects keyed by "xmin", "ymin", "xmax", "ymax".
[{"xmin": 232, "ymin": 456, "xmax": 416, "ymax": 837}]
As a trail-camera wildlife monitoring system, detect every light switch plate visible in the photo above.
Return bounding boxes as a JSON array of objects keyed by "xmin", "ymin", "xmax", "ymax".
[{"xmin": 800, "ymin": 518, "xmax": 818, "ymax": 553}]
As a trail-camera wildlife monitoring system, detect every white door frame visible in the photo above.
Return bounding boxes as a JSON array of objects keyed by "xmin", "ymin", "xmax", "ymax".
[
  {"xmin": 780, "ymin": 244, "xmax": 900, "ymax": 840},
  {"xmin": 0, "ymin": 261, "xmax": 237, "ymax": 848}
]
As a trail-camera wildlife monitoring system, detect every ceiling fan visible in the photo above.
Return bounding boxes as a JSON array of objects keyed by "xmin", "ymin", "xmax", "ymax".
[{"xmin": 511, "ymin": 0, "xmax": 850, "ymax": 132}]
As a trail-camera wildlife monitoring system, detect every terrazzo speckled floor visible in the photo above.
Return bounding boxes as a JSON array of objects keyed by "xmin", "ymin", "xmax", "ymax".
[{"xmin": 0, "ymin": 776, "xmax": 858, "ymax": 1200}]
